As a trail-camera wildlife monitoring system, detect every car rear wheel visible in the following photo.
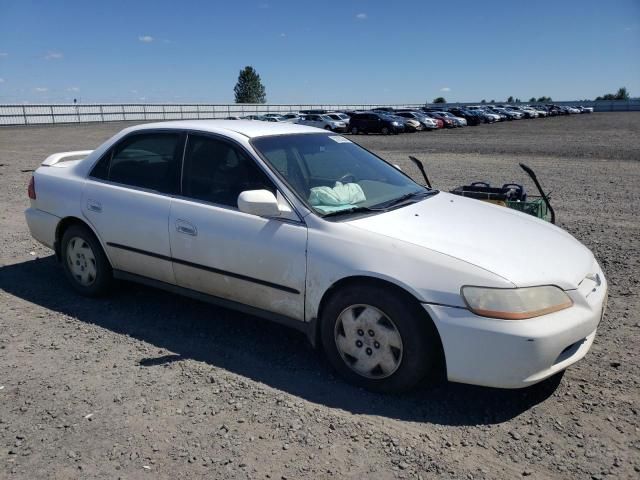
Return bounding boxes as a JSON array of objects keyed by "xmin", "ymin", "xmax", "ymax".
[
  {"xmin": 381, "ymin": 126, "xmax": 390, "ymax": 135},
  {"xmin": 320, "ymin": 284, "xmax": 439, "ymax": 392},
  {"xmin": 351, "ymin": 126, "xmax": 359, "ymax": 135},
  {"xmin": 324, "ymin": 125, "xmax": 332, "ymax": 131},
  {"xmin": 61, "ymin": 224, "xmax": 112, "ymax": 296}
]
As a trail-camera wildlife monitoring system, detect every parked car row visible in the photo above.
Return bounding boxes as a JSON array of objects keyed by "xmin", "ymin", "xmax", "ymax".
[{"xmin": 224, "ymin": 103, "xmax": 594, "ymax": 134}]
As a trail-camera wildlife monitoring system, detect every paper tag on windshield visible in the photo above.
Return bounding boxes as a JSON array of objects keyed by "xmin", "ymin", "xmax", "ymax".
[{"xmin": 329, "ymin": 136, "xmax": 352, "ymax": 144}]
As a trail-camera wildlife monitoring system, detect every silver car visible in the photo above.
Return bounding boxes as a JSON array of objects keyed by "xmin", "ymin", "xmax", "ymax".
[
  {"xmin": 325, "ymin": 113, "xmax": 351, "ymax": 126},
  {"xmin": 297, "ymin": 114, "xmax": 347, "ymax": 132}
]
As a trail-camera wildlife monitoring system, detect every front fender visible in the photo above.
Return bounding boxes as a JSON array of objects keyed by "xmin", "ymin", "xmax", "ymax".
[{"xmin": 304, "ymin": 218, "xmax": 514, "ymax": 322}]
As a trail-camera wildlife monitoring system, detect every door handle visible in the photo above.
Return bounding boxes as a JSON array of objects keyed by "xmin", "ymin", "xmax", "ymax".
[
  {"xmin": 87, "ymin": 199, "xmax": 102, "ymax": 213},
  {"xmin": 175, "ymin": 219, "xmax": 197, "ymax": 236}
]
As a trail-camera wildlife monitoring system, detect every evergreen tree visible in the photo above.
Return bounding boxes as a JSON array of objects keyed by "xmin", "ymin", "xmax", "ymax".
[
  {"xmin": 234, "ymin": 66, "xmax": 266, "ymax": 104},
  {"xmin": 432, "ymin": 97, "xmax": 446, "ymax": 104},
  {"xmin": 615, "ymin": 87, "xmax": 630, "ymax": 100},
  {"xmin": 507, "ymin": 96, "xmax": 514, "ymax": 103}
]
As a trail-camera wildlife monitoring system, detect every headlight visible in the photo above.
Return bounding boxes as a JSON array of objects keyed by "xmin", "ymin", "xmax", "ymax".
[
  {"xmin": 461, "ymin": 286, "xmax": 573, "ymax": 320},
  {"xmin": 392, "ymin": 121, "xmax": 401, "ymax": 126}
]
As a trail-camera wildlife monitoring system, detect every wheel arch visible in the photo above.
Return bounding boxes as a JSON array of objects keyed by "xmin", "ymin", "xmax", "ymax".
[
  {"xmin": 54, "ymin": 216, "xmax": 111, "ymax": 266},
  {"xmin": 312, "ymin": 275, "xmax": 447, "ymax": 378}
]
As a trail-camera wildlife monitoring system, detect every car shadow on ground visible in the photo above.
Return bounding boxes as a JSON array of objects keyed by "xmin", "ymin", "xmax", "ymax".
[{"xmin": 0, "ymin": 256, "xmax": 562, "ymax": 427}]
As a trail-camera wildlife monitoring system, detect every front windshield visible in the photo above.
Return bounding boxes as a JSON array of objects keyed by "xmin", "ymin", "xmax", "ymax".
[{"xmin": 252, "ymin": 133, "xmax": 431, "ymax": 216}]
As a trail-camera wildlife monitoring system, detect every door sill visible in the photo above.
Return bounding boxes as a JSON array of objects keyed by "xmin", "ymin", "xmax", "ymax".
[{"xmin": 112, "ymin": 269, "xmax": 316, "ymax": 345}]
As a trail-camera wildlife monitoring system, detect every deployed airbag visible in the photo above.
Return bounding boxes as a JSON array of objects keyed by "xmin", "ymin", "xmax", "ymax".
[{"xmin": 309, "ymin": 182, "xmax": 366, "ymax": 212}]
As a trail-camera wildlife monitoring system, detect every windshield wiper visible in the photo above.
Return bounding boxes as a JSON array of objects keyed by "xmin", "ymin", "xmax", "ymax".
[
  {"xmin": 321, "ymin": 205, "xmax": 384, "ymax": 218},
  {"xmin": 377, "ymin": 190, "xmax": 438, "ymax": 209},
  {"xmin": 321, "ymin": 190, "xmax": 438, "ymax": 218}
]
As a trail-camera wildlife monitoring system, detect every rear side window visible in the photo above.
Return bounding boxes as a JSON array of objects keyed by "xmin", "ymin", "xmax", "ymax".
[
  {"xmin": 90, "ymin": 132, "xmax": 183, "ymax": 194},
  {"xmin": 89, "ymin": 149, "xmax": 112, "ymax": 180},
  {"xmin": 182, "ymin": 134, "xmax": 275, "ymax": 208}
]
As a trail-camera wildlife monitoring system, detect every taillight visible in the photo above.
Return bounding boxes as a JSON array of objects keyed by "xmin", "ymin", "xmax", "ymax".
[{"xmin": 28, "ymin": 176, "xmax": 36, "ymax": 199}]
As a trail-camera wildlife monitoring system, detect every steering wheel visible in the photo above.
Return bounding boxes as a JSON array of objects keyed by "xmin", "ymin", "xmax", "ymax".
[{"xmin": 338, "ymin": 173, "xmax": 356, "ymax": 184}]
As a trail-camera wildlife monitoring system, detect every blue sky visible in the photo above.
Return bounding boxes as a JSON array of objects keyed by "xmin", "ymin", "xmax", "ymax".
[{"xmin": 0, "ymin": 0, "xmax": 638, "ymax": 104}]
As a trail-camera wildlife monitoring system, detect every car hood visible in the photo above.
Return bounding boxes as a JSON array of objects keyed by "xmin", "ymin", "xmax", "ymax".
[{"xmin": 346, "ymin": 192, "xmax": 594, "ymax": 290}]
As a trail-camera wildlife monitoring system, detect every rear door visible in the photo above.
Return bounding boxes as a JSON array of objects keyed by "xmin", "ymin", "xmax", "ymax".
[
  {"xmin": 82, "ymin": 131, "xmax": 184, "ymax": 284},
  {"xmin": 169, "ymin": 133, "xmax": 307, "ymax": 321}
]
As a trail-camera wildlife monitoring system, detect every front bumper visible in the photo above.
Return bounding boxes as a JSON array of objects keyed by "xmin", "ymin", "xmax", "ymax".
[{"xmin": 424, "ymin": 271, "xmax": 607, "ymax": 389}]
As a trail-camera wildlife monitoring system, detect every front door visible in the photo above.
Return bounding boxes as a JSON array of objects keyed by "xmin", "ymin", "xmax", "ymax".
[{"xmin": 169, "ymin": 133, "xmax": 307, "ymax": 321}]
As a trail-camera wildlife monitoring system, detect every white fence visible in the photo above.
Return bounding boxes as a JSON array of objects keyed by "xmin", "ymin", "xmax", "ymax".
[
  {"xmin": 0, "ymin": 103, "xmax": 419, "ymax": 126},
  {"xmin": 0, "ymin": 100, "xmax": 638, "ymax": 126}
]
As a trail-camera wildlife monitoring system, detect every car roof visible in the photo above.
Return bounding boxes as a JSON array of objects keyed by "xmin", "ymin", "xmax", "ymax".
[{"xmin": 123, "ymin": 119, "xmax": 322, "ymax": 139}]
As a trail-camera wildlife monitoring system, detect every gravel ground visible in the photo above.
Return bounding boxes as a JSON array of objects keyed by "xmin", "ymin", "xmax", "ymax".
[{"xmin": 1, "ymin": 113, "xmax": 639, "ymax": 479}]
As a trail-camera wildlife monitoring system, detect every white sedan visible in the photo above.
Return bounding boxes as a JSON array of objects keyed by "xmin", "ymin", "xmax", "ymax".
[{"xmin": 25, "ymin": 120, "xmax": 607, "ymax": 392}]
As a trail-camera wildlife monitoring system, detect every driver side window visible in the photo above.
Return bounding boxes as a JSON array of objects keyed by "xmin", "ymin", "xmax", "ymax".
[{"xmin": 181, "ymin": 134, "xmax": 275, "ymax": 208}]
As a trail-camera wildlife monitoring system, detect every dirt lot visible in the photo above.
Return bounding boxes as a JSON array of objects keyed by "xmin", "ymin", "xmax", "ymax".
[{"xmin": 1, "ymin": 113, "xmax": 639, "ymax": 479}]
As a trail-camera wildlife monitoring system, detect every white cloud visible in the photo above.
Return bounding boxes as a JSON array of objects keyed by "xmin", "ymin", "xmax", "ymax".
[
  {"xmin": 44, "ymin": 51, "xmax": 63, "ymax": 60},
  {"xmin": 67, "ymin": 86, "xmax": 80, "ymax": 92},
  {"xmin": 440, "ymin": 87, "xmax": 451, "ymax": 92},
  {"xmin": 355, "ymin": 13, "xmax": 367, "ymax": 20},
  {"xmin": 130, "ymin": 89, "xmax": 138, "ymax": 94},
  {"xmin": 34, "ymin": 87, "xmax": 48, "ymax": 92},
  {"xmin": 0, "ymin": 52, "xmax": 7, "ymax": 58},
  {"xmin": 138, "ymin": 35, "xmax": 154, "ymax": 43},
  {"xmin": 0, "ymin": 78, "xmax": 4, "ymax": 83},
  {"xmin": 280, "ymin": 32, "xmax": 286, "ymax": 37}
]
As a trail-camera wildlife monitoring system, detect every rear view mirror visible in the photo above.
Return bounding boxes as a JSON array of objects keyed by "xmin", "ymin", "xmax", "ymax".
[{"xmin": 237, "ymin": 190, "xmax": 281, "ymax": 217}]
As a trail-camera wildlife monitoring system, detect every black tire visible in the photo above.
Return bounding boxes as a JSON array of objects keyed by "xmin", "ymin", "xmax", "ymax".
[
  {"xmin": 324, "ymin": 125, "xmax": 332, "ymax": 131},
  {"xmin": 61, "ymin": 224, "xmax": 112, "ymax": 296},
  {"xmin": 351, "ymin": 126, "xmax": 359, "ymax": 135},
  {"xmin": 381, "ymin": 126, "xmax": 390, "ymax": 135},
  {"xmin": 320, "ymin": 284, "xmax": 439, "ymax": 392}
]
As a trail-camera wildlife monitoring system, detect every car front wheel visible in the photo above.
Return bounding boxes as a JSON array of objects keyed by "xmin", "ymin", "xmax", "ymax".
[{"xmin": 320, "ymin": 285, "xmax": 439, "ymax": 392}]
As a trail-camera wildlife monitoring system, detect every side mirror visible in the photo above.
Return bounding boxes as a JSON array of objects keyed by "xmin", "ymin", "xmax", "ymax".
[
  {"xmin": 393, "ymin": 164, "xmax": 402, "ymax": 171},
  {"xmin": 237, "ymin": 190, "xmax": 281, "ymax": 217}
]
